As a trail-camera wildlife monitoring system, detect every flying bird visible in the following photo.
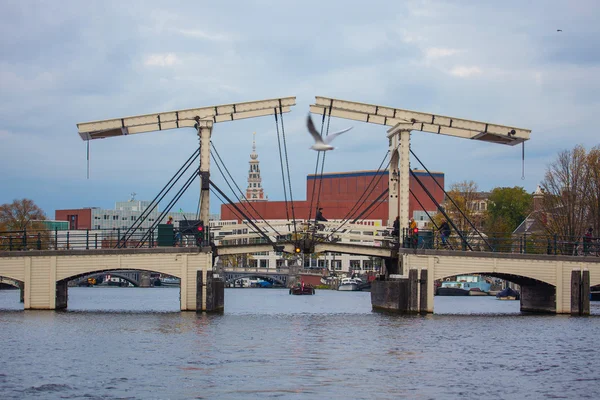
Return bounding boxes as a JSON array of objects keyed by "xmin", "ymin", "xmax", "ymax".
[
  {"xmin": 306, "ymin": 115, "xmax": 352, "ymax": 151},
  {"xmin": 557, "ymin": 29, "xmax": 562, "ymax": 32}
]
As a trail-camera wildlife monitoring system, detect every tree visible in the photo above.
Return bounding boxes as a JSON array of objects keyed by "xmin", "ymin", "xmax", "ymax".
[
  {"xmin": 484, "ymin": 187, "xmax": 532, "ymax": 251},
  {"xmin": 485, "ymin": 187, "xmax": 532, "ymax": 231},
  {"xmin": 0, "ymin": 198, "xmax": 46, "ymax": 231},
  {"xmin": 539, "ymin": 145, "xmax": 594, "ymax": 241},
  {"xmin": 437, "ymin": 180, "xmax": 482, "ymax": 233},
  {"xmin": 585, "ymin": 145, "xmax": 600, "ymax": 235}
]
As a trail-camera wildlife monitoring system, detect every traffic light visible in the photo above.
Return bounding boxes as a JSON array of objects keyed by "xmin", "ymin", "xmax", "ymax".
[
  {"xmin": 413, "ymin": 227, "xmax": 419, "ymax": 235},
  {"xmin": 294, "ymin": 245, "xmax": 302, "ymax": 254},
  {"xmin": 196, "ymin": 222, "xmax": 205, "ymax": 246}
]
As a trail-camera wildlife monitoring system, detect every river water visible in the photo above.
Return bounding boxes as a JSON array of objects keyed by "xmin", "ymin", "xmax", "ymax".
[{"xmin": 1, "ymin": 287, "xmax": 599, "ymax": 399}]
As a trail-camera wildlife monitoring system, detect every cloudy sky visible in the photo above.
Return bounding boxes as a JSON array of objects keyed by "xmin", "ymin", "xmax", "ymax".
[{"xmin": 1, "ymin": 0, "xmax": 599, "ymax": 218}]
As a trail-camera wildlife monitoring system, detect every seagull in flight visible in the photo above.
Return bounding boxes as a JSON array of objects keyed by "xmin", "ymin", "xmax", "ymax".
[
  {"xmin": 557, "ymin": 29, "xmax": 562, "ymax": 32},
  {"xmin": 306, "ymin": 115, "xmax": 352, "ymax": 151}
]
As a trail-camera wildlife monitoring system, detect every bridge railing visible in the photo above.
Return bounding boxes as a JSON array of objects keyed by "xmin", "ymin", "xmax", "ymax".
[
  {"xmin": 399, "ymin": 229, "xmax": 600, "ymax": 257},
  {"xmin": 1, "ymin": 227, "xmax": 598, "ymax": 258},
  {"xmin": 0, "ymin": 227, "xmax": 162, "ymax": 251}
]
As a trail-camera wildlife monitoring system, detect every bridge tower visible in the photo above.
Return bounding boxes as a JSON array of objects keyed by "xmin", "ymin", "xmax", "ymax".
[
  {"xmin": 76, "ymin": 97, "xmax": 296, "ymax": 311},
  {"xmin": 309, "ymin": 96, "xmax": 531, "ymax": 251}
]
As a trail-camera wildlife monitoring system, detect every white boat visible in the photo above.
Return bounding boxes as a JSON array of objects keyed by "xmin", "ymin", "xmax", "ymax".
[
  {"xmin": 338, "ymin": 277, "xmax": 361, "ymax": 291},
  {"xmin": 160, "ymin": 277, "xmax": 181, "ymax": 286}
]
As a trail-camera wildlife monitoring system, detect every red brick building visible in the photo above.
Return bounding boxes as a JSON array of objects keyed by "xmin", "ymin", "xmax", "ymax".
[{"xmin": 220, "ymin": 170, "xmax": 444, "ymax": 224}]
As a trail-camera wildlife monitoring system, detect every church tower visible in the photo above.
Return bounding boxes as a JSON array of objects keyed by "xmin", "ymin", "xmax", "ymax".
[{"xmin": 246, "ymin": 132, "xmax": 267, "ymax": 201}]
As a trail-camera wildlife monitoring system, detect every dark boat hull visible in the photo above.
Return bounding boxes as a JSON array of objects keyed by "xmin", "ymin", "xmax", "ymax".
[
  {"xmin": 289, "ymin": 287, "xmax": 315, "ymax": 295},
  {"xmin": 436, "ymin": 287, "xmax": 470, "ymax": 296}
]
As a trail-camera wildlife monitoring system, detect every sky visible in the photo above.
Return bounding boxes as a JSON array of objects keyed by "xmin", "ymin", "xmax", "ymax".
[{"xmin": 1, "ymin": 0, "xmax": 599, "ymax": 218}]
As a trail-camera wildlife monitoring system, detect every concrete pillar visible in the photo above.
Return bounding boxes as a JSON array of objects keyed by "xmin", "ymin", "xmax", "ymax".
[
  {"xmin": 419, "ymin": 269, "xmax": 428, "ymax": 314},
  {"xmin": 55, "ymin": 279, "xmax": 68, "ymax": 310},
  {"xmin": 398, "ymin": 130, "xmax": 411, "ymax": 234},
  {"xmin": 426, "ymin": 256, "xmax": 435, "ymax": 313},
  {"xmin": 139, "ymin": 271, "xmax": 151, "ymax": 288},
  {"xmin": 196, "ymin": 269, "xmax": 224, "ymax": 313},
  {"xmin": 386, "ymin": 127, "xmax": 410, "ymax": 232},
  {"xmin": 581, "ymin": 270, "xmax": 590, "ymax": 315},
  {"xmin": 408, "ymin": 269, "xmax": 419, "ymax": 313},
  {"xmin": 19, "ymin": 281, "xmax": 24, "ymax": 303},
  {"xmin": 371, "ymin": 278, "xmax": 409, "ymax": 312},
  {"xmin": 197, "ymin": 119, "xmax": 214, "ymax": 225},
  {"xmin": 570, "ymin": 270, "xmax": 581, "ymax": 316},
  {"xmin": 387, "ymin": 136, "xmax": 399, "ymax": 227},
  {"xmin": 521, "ymin": 282, "xmax": 556, "ymax": 313},
  {"xmin": 205, "ymin": 271, "xmax": 224, "ymax": 312},
  {"xmin": 570, "ymin": 269, "xmax": 590, "ymax": 316}
]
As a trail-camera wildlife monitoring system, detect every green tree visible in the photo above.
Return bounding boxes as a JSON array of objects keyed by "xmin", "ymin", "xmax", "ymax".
[
  {"xmin": 486, "ymin": 187, "xmax": 532, "ymax": 231},
  {"xmin": 484, "ymin": 187, "xmax": 532, "ymax": 251},
  {"xmin": 0, "ymin": 198, "xmax": 46, "ymax": 231}
]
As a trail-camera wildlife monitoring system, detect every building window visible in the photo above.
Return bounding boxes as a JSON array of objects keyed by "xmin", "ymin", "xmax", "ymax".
[
  {"xmin": 260, "ymin": 259, "xmax": 268, "ymax": 268},
  {"xmin": 331, "ymin": 260, "xmax": 342, "ymax": 270},
  {"xmin": 350, "ymin": 260, "xmax": 361, "ymax": 271},
  {"xmin": 104, "ymin": 215, "xmax": 108, "ymax": 220},
  {"xmin": 113, "ymin": 215, "xmax": 118, "ymax": 220}
]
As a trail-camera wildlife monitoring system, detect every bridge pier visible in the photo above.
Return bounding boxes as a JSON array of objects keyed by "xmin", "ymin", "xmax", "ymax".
[
  {"xmin": 520, "ymin": 282, "xmax": 556, "ymax": 313},
  {"xmin": 197, "ymin": 270, "xmax": 224, "ymax": 312},
  {"xmin": 139, "ymin": 271, "xmax": 152, "ymax": 287},
  {"xmin": 371, "ymin": 267, "xmax": 429, "ymax": 314},
  {"xmin": 56, "ymin": 279, "xmax": 68, "ymax": 309},
  {"xmin": 570, "ymin": 269, "xmax": 590, "ymax": 316}
]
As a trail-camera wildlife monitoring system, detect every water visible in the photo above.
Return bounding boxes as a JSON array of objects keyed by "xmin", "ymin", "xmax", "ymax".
[{"xmin": 1, "ymin": 287, "xmax": 599, "ymax": 399}]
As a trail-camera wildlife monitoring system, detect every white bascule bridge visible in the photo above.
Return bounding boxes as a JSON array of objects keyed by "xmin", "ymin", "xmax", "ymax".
[{"xmin": 1, "ymin": 95, "xmax": 598, "ymax": 314}]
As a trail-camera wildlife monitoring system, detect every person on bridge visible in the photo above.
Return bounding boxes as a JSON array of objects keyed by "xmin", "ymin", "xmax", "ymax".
[
  {"xmin": 439, "ymin": 219, "xmax": 451, "ymax": 247},
  {"xmin": 167, "ymin": 216, "xmax": 173, "ymax": 225},
  {"xmin": 583, "ymin": 227, "xmax": 593, "ymax": 255},
  {"xmin": 392, "ymin": 216, "xmax": 400, "ymax": 239},
  {"xmin": 316, "ymin": 208, "xmax": 328, "ymax": 222}
]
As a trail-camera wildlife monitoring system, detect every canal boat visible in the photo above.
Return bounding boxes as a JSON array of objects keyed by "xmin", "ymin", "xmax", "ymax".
[
  {"xmin": 338, "ymin": 277, "xmax": 361, "ymax": 291},
  {"xmin": 436, "ymin": 275, "xmax": 491, "ymax": 296},
  {"xmin": 289, "ymin": 283, "xmax": 315, "ymax": 295},
  {"xmin": 496, "ymin": 287, "xmax": 520, "ymax": 300}
]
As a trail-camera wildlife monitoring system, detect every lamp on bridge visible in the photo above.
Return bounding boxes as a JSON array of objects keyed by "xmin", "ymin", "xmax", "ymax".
[{"xmin": 390, "ymin": 170, "xmax": 398, "ymax": 182}]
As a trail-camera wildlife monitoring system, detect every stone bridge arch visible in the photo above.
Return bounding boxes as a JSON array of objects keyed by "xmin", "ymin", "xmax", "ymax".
[
  {"xmin": 224, "ymin": 272, "xmax": 287, "ymax": 286},
  {"xmin": 69, "ymin": 270, "xmax": 143, "ymax": 287}
]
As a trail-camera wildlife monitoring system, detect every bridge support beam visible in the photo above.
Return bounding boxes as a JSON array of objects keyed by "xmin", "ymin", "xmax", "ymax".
[
  {"xmin": 520, "ymin": 282, "xmax": 556, "ymax": 313},
  {"xmin": 570, "ymin": 269, "xmax": 590, "ymax": 316},
  {"xmin": 197, "ymin": 120, "xmax": 214, "ymax": 226},
  {"xmin": 387, "ymin": 126, "xmax": 410, "ymax": 236},
  {"xmin": 196, "ymin": 269, "xmax": 224, "ymax": 312},
  {"xmin": 371, "ymin": 268, "xmax": 429, "ymax": 314},
  {"xmin": 139, "ymin": 271, "xmax": 152, "ymax": 287},
  {"xmin": 56, "ymin": 279, "xmax": 68, "ymax": 309}
]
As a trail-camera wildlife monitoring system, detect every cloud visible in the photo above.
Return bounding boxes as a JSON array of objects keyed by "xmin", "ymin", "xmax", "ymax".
[
  {"xmin": 143, "ymin": 53, "xmax": 180, "ymax": 67},
  {"xmin": 425, "ymin": 47, "xmax": 461, "ymax": 60},
  {"xmin": 449, "ymin": 66, "xmax": 482, "ymax": 78},
  {"xmin": 175, "ymin": 29, "xmax": 233, "ymax": 42},
  {"xmin": 1, "ymin": 0, "xmax": 600, "ymax": 217}
]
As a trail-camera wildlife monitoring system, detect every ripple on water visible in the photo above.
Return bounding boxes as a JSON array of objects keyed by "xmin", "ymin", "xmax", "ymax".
[{"xmin": 1, "ymin": 288, "xmax": 599, "ymax": 399}]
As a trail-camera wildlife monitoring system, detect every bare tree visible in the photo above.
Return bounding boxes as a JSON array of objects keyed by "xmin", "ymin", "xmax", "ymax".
[
  {"xmin": 441, "ymin": 180, "xmax": 482, "ymax": 233},
  {"xmin": 0, "ymin": 198, "xmax": 46, "ymax": 231},
  {"xmin": 586, "ymin": 145, "xmax": 600, "ymax": 235},
  {"xmin": 539, "ymin": 145, "xmax": 593, "ymax": 241}
]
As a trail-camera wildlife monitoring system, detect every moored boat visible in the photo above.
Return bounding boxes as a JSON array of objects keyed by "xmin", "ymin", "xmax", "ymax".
[
  {"xmin": 436, "ymin": 275, "xmax": 491, "ymax": 296},
  {"xmin": 496, "ymin": 287, "xmax": 520, "ymax": 300},
  {"xmin": 289, "ymin": 283, "xmax": 315, "ymax": 295},
  {"xmin": 338, "ymin": 277, "xmax": 361, "ymax": 291}
]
